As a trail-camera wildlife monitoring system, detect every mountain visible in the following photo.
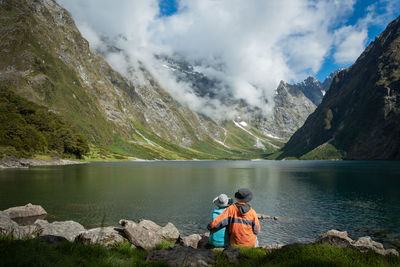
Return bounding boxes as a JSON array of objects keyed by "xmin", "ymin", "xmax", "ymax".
[
  {"xmin": 0, "ymin": 88, "xmax": 89, "ymax": 158},
  {"xmin": 0, "ymin": 0, "xmax": 282, "ymax": 160},
  {"xmin": 255, "ymin": 81, "xmax": 316, "ymax": 138},
  {"xmin": 158, "ymin": 56, "xmax": 339, "ymax": 139},
  {"xmin": 279, "ymin": 16, "xmax": 400, "ymax": 160}
]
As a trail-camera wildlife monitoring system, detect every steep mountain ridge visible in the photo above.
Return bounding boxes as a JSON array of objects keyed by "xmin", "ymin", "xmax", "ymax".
[
  {"xmin": 159, "ymin": 56, "xmax": 339, "ymax": 139},
  {"xmin": 0, "ymin": 0, "xmax": 278, "ymax": 159},
  {"xmin": 280, "ymin": 16, "xmax": 400, "ymax": 160}
]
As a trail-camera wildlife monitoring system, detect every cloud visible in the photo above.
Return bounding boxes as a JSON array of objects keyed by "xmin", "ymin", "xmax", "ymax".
[
  {"xmin": 55, "ymin": 0, "xmax": 397, "ymax": 118},
  {"xmin": 333, "ymin": 0, "xmax": 400, "ymax": 64},
  {"xmin": 333, "ymin": 26, "xmax": 368, "ymax": 64}
]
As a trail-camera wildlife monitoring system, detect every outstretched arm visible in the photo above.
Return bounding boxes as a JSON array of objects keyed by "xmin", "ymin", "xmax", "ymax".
[{"xmin": 208, "ymin": 206, "xmax": 231, "ymax": 230}]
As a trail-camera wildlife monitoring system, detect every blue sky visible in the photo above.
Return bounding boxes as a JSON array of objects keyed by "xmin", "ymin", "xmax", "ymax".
[{"xmin": 158, "ymin": 0, "xmax": 399, "ymax": 81}]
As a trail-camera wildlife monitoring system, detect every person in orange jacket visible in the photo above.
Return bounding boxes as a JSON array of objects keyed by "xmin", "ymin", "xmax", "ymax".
[{"xmin": 208, "ymin": 188, "xmax": 260, "ymax": 247}]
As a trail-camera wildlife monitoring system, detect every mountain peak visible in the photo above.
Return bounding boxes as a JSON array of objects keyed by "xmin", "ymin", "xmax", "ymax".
[{"xmin": 280, "ymin": 15, "xmax": 400, "ymax": 160}]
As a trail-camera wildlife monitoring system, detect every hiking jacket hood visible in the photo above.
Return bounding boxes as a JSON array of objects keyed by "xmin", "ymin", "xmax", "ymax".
[{"xmin": 210, "ymin": 202, "xmax": 260, "ymax": 247}]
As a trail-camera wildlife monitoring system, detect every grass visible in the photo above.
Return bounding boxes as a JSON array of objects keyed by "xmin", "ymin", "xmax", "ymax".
[
  {"xmin": 258, "ymin": 244, "xmax": 400, "ymax": 267},
  {"xmin": 0, "ymin": 238, "xmax": 159, "ymax": 267},
  {"xmin": 1, "ymin": 237, "xmax": 398, "ymax": 267},
  {"xmin": 299, "ymin": 143, "xmax": 345, "ymax": 160}
]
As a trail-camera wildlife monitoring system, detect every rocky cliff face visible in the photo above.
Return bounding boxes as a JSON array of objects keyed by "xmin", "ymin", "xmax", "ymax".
[
  {"xmin": 280, "ymin": 16, "xmax": 400, "ymax": 160},
  {"xmin": 158, "ymin": 56, "xmax": 339, "ymax": 139},
  {"xmin": 0, "ymin": 0, "xmax": 280, "ymax": 159},
  {"xmin": 255, "ymin": 81, "xmax": 317, "ymax": 139}
]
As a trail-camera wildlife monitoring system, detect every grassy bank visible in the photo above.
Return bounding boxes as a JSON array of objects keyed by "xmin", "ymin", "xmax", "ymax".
[{"xmin": 0, "ymin": 238, "xmax": 399, "ymax": 267}]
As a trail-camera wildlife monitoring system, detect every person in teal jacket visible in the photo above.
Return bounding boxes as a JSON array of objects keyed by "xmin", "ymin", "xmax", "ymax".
[{"xmin": 209, "ymin": 194, "xmax": 233, "ymax": 247}]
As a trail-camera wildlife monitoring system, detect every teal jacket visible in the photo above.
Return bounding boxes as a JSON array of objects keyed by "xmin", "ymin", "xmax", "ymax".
[{"xmin": 209, "ymin": 208, "xmax": 230, "ymax": 247}]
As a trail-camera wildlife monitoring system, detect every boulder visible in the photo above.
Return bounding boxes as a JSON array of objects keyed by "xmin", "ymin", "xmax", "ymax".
[
  {"xmin": 34, "ymin": 219, "xmax": 86, "ymax": 241},
  {"xmin": 315, "ymin": 230, "xmax": 399, "ymax": 256},
  {"xmin": 262, "ymin": 244, "xmax": 284, "ymax": 250},
  {"xmin": 21, "ymin": 225, "xmax": 39, "ymax": 238},
  {"xmin": 180, "ymin": 234, "xmax": 202, "ymax": 248},
  {"xmin": 223, "ymin": 246, "xmax": 241, "ymax": 265},
  {"xmin": 197, "ymin": 233, "xmax": 213, "ymax": 249},
  {"xmin": 315, "ymin": 230, "xmax": 353, "ymax": 248},
  {"xmin": 156, "ymin": 222, "xmax": 180, "ymax": 242},
  {"xmin": 3, "ymin": 203, "xmax": 47, "ymax": 220},
  {"xmin": 146, "ymin": 246, "xmax": 216, "ymax": 267},
  {"xmin": 76, "ymin": 227, "xmax": 128, "ymax": 247},
  {"xmin": 122, "ymin": 222, "xmax": 162, "ymax": 250},
  {"xmin": 119, "ymin": 219, "xmax": 180, "ymax": 249},
  {"xmin": 138, "ymin": 219, "xmax": 162, "ymax": 232},
  {"xmin": 119, "ymin": 219, "xmax": 137, "ymax": 228},
  {"xmin": 353, "ymin": 236, "xmax": 399, "ymax": 256},
  {"xmin": 0, "ymin": 211, "xmax": 24, "ymax": 239}
]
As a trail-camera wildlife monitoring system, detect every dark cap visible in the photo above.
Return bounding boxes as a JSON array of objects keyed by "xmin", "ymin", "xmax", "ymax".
[{"xmin": 234, "ymin": 188, "xmax": 253, "ymax": 203}]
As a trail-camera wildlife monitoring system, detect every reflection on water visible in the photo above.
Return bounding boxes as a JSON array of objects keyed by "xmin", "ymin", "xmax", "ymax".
[{"xmin": 0, "ymin": 160, "xmax": 399, "ymax": 247}]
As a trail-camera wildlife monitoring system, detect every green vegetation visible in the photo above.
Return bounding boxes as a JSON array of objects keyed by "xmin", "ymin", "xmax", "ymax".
[
  {"xmin": 0, "ymin": 237, "xmax": 165, "ymax": 267},
  {"xmin": 1, "ymin": 238, "xmax": 398, "ymax": 267},
  {"xmin": 300, "ymin": 143, "xmax": 345, "ymax": 160},
  {"xmin": 0, "ymin": 89, "xmax": 89, "ymax": 159},
  {"xmin": 0, "ymin": 0, "xmax": 285, "ymax": 161}
]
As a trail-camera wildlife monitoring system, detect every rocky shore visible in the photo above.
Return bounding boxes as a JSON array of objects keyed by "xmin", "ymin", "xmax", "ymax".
[
  {"xmin": 0, "ymin": 158, "xmax": 84, "ymax": 169},
  {"xmin": 0, "ymin": 204, "xmax": 398, "ymax": 266}
]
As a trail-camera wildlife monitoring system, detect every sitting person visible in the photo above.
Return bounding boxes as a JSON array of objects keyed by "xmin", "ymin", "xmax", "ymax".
[
  {"xmin": 209, "ymin": 193, "xmax": 233, "ymax": 247},
  {"xmin": 208, "ymin": 188, "xmax": 260, "ymax": 247}
]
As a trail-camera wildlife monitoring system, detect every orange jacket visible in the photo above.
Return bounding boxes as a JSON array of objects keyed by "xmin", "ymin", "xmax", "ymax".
[{"xmin": 210, "ymin": 202, "xmax": 260, "ymax": 247}]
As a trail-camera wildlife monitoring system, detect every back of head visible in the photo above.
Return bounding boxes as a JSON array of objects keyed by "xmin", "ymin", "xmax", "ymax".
[
  {"xmin": 234, "ymin": 188, "xmax": 253, "ymax": 203},
  {"xmin": 213, "ymin": 193, "xmax": 233, "ymax": 208}
]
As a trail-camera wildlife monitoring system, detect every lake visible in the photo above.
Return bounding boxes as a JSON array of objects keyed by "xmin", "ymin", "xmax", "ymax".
[{"xmin": 0, "ymin": 160, "xmax": 399, "ymax": 248}]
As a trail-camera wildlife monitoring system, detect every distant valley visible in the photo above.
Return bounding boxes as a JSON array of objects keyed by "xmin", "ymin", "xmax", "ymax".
[{"xmin": 0, "ymin": 0, "xmax": 399, "ymax": 161}]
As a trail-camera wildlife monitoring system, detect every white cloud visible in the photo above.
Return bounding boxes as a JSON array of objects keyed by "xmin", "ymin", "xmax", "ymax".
[
  {"xmin": 333, "ymin": 0, "xmax": 400, "ymax": 64},
  {"xmin": 55, "ymin": 0, "xmax": 397, "ymax": 118},
  {"xmin": 333, "ymin": 26, "xmax": 368, "ymax": 64}
]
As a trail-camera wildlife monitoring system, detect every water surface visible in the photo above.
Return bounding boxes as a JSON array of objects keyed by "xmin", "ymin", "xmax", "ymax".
[{"xmin": 1, "ymin": 160, "xmax": 399, "ymax": 247}]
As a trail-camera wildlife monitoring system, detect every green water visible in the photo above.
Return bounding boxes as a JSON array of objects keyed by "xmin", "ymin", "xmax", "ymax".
[{"xmin": 0, "ymin": 160, "xmax": 399, "ymax": 247}]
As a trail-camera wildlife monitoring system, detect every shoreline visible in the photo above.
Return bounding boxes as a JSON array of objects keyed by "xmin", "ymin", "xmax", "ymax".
[
  {"xmin": 1, "ymin": 204, "xmax": 399, "ymax": 265},
  {"xmin": 0, "ymin": 158, "xmax": 86, "ymax": 169},
  {"xmin": 2, "ymin": 157, "xmax": 388, "ymax": 169}
]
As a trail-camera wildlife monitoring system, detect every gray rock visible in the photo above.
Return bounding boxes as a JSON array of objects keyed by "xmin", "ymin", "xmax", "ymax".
[
  {"xmin": 0, "ymin": 211, "xmax": 24, "ymax": 239},
  {"xmin": 138, "ymin": 219, "xmax": 162, "ymax": 232},
  {"xmin": 315, "ymin": 230, "xmax": 399, "ymax": 256},
  {"xmin": 223, "ymin": 246, "xmax": 241, "ymax": 264},
  {"xmin": 257, "ymin": 214, "xmax": 272, "ymax": 220},
  {"xmin": 197, "ymin": 234, "xmax": 213, "ymax": 249},
  {"xmin": 353, "ymin": 236, "xmax": 399, "ymax": 256},
  {"xmin": 119, "ymin": 219, "xmax": 180, "ymax": 249},
  {"xmin": 119, "ymin": 219, "xmax": 137, "ymax": 228},
  {"xmin": 180, "ymin": 234, "xmax": 202, "ymax": 248},
  {"xmin": 76, "ymin": 227, "xmax": 128, "ymax": 247},
  {"xmin": 262, "ymin": 244, "xmax": 284, "ymax": 250},
  {"xmin": 3, "ymin": 203, "xmax": 47, "ymax": 220},
  {"xmin": 21, "ymin": 225, "xmax": 39, "ymax": 238},
  {"xmin": 34, "ymin": 219, "xmax": 86, "ymax": 241},
  {"xmin": 385, "ymin": 249, "xmax": 400, "ymax": 257},
  {"xmin": 146, "ymin": 246, "xmax": 216, "ymax": 267},
  {"xmin": 156, "ymin": 222, "xmax": 180, "ymax": 242},
  {"xmin": 123, "ymin": 222, "xmax": 162, "ymax": 250},
  {"xmin": 315, "ymin": 230, "xmax": 353, "ymax": 248}
]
